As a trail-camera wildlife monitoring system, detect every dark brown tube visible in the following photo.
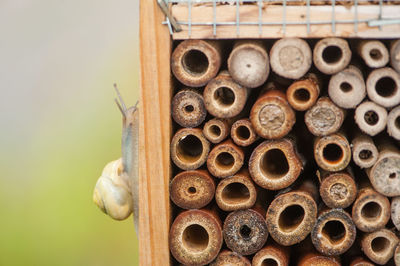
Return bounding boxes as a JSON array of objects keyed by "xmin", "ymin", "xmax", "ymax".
[
  {"xmin": 231, "ymin": 118, "xmax": 258, "ymax": 147},
  {"xmin": 313, "ymin": 37, "xmax": 352, "ymax": 75},
  {"xmin": 395, "ymin": 243, "xmax": 400, "ymax": 266},
  {"xmin": 228, "ymin": 40, "xmax": 270, "ymax": 88},
  {"xmin": 249, "ymin": 137, "xmax": 303, "ymax": 190},
  {"xmin": 388, "ymin": 106, "xmax": 400, "ymax": 140},
  {"xmin": 305, "ymin": 97, "xmax": 345, "ymax": 136},
  {"xmin": 170, "ymin": 128, "xmax": 210, "ymax": 170},
  {"xmin": 328, "ymin": 65, "xmax": 366, "ymax": 109},
  {"xmin": 319, "ymin": 169, "xmax": 357, "ymax": 209},
  {"xmin": 203, "ymin": 118, "xmax": 230, "ymax": 144},
  {"xmin": 215, "ymin": 169, "xmax": 257, "ymax": 211},
  {"xmin": 358, "ymin": 40, "xmax": 389, "ymax": 68},
  {"xmin": 354, "ymin": 101, "xmax": 387, "ymax": 136},
  {"xmin": 210, "ymin": 250, "xmax": 251, "ymax": 266},
  {"xmin": 314, "ymin": 132, "xmax": 351, "ymax": 172},
  {"xmin": 266, "ymin": 180, "xmax": 318, "ymax": 246},
  {"xmin": 223, "ymin": 207, "xmax": 268, "ymax": 255},
  {"xmin": 390, "ymin": 39, "xmax": 400, "ymax": 73},
  {"xmin": 171, "ymin": 88, "xmax": 207, "ymax": 127},
  {"xmin": 169, "ymin": 209, "xmax": 223, "ymax": 265},
  {"xmin": 252, "ymin": 244, "xmax": 290, "ymax": 266},
  {"xmin": 170, "ymin": 170, "xmax": 215, "ymax": 209},
  {"xmin": 391, "ymin": 196, "xmax": 400, "ymax": 231},
  {"xmin": 207, "ymin": 139, "xmax": 244, "ymax": 178},
  {"xmin": 349, "ymin": 256, "xmax": 374, "ymax": 266},
  {"xmin": 171, "ymin": 40, "xmax": 221, "ymax": 87},
  {"xmin": 298, "ymin": 253, "xmax": 340, "ymax": 266},
  {"xmin": 286, "ymin": 73, "xmax": 320, "ymax": 111},
  {"xmin": 361, "ymin": 228, "xmax": 399, "ymax": 265},
  {"xmin": 203, "ymin": 71, "xmax": 248, "ymax": 118},
  {"xmin": 311, "ymin": 208, "xmax": 356, "ymax": 256},
  {"xmin": 352, "ymin": 133, "xmax": 379, "ymax": 168},
  {"xmin": 270, "ymin": 38, "xmax": 312, "ymax": 79},
  {"xmin": 366, "ymin": 67, "xmax": 400, "ymax": 108},
  {"xmin": 250, "ymin": 89, "xmax": 295, "ymax": 139}
]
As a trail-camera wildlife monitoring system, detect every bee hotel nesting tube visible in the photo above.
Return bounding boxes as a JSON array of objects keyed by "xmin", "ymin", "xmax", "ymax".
[
  {"xmin": 361, "ymin": 228, "xmax": 399, "ymax": 265},
  {"xmin": 203, "ymin": 118, "xmax": 231, "ymax": 144},
  {"xmin": 387, "ymin": 106, "xmax": 400, "ymax": 140},
  {"xmin": 357, "ymin": 40, "xmax": 389, "ymax": 68},
  {"xmin": 351, "ymin": 133, "xmax": 379, "ymax": 169},
  {"xmin": 286, "ymin": 73, "xmax": 320, "ymax": 111},
  {"xmin": 366, "ymin": 67, "xmax": 400, "ymax": 108},
  {"xmin": 231, "ymin": 118, "xmax": 258, "ymax": 147},
  {"xmin": 210, "ymin": 250, "xmax": 251, "ymax": 266},
  {"xmin": 171, "ymin": 88, "xmax": 207, "ymax": 128},
  {"xmin": 207, "ymin": 139, "xmax": 244, "ymax": 178},
  {"xmin": 354, "ymin": 101, "xmax": 387, "ymax": 136},
  {"xmin": 252, "ymin": 244, "xmax": 290, "ymax": 266}
]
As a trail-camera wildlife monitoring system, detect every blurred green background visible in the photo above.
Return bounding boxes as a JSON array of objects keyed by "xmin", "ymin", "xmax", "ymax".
[{"xmin": 0, "ymin": 1, "xmax": 139, "ymax": 265}]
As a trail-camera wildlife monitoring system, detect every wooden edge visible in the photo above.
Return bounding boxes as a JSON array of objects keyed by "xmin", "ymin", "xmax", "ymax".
[{"xmin": 139, "ymin": 0, "xmax": 172, "ymax": 265}]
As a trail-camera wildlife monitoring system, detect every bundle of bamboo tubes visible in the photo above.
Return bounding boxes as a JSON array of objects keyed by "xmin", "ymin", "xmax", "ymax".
[{"xmin": 169, "ymin": 38, "xmax": 400, "ymax": 265}]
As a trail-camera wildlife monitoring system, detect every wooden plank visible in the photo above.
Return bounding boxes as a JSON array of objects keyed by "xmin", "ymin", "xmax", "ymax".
[
  {"xmin": 170, "ymin": 4, "xmax": 400, "ymax": 39},
  {"xmin": 139, "ymin": 0, "xmax": 172, "ymax": 265}
]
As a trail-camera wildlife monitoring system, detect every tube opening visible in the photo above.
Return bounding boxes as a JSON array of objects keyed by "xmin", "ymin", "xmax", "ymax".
[
  {"xmin": 376, "ymin": 77, "xmax": 397, "ymax": 98},
  {"xmin": 361, "ymin": 201, "xmax": 382, "ymax": 219},
  {"xmin": 236, "ymin": 125, "xmax": 251, "ymax": 140},
  {"xmin": 177, "ymin": 135, "xmax": 203, "ymax": 163},
  {"xmin": 364, "ymin": 110, "xmax": 379, "ymax": 126},
  {"xmin": 209, "ymin": 125, "xmax": 221, "ymax": 138},
  {"xmin": 214, "ymin": 87, "xmax": 235, "ymax": 107},
  {"xmin": 395, "ymin": 116, "xmax": 400, "ymax": 129},
  {"xmin": 260, "ymin": 149, "xmax": 289, "ymax": 179},
  {"xmin": 239, "ymin": 225, "xmax": 252, "ymax": 239},
  {"xmin": 340, "ymin": 82, "xmax": 353, "ymax": 93},
  {"xmin": 322, "ymin": 143, "xmax": 344, "ymax": 164},
  {"xmin": 370, "ymin": 48, "xmax": 383, "ymax": 60},
  {"xmin": 389, "ymin": 172, "xmax": 397, "ymax": 179},
  {"xmin": 188, "ymin": 187, "xmax": 197, "ymax": 194},
  {"xmin": 261, "ymin": 258, "xmax": 278, "ymax": 266},
  {"xmin": 371, "ymin": 237, "xmax": 390, "ymax": 253},
  {"xmin": 221, "ymin": 182, "xmax": 250, "ymax": 204},
  {"xmin": 216, "ymin": 152, "xmax": 235, "ymax": 170},
  {"xmin": 359, "ymin": 149, "xmax": 372, "ymax": 160},
  {"xmin": 322, "ymin": 45, "xmax": 343, "ymax": 64},
  {"xmin": 182, "ymin": 224, "xmax": 209, "ymax": 252},
  {"xmin": 322, "ymin": 220, "xmax": 346, "ymax": 245},
  {"xmin": 294, "ymin": 88, "xmax": 311, "ymax": 102},
  {"xmin": 185, "ymin": 105, "xmax": 194, "ymax": 113},
  {"xmin": 182, "ymin": 49, "xmax": 209, "ymax": 75},
  {"xmin": 278, "ymin": 204, "xmax": 305, "ymax": 232}
]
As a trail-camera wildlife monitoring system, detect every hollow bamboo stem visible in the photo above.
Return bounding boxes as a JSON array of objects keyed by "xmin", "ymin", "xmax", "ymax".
[
  {"xmin": 203, "ymin": 118, "xmax": 231, "ymax": 144},
  {"xmin": 352, "ymin": 133, "xmax": 379, "ymax": 168},
  {"xmin": 354, "ymin": 101, "xmax": 387, "ymax": 136},
  {"xmin": 366, "ymin": 67, "xmax": 400, "ymax": 108},
  {"xmin": 252, "ymin": 244, "xmax": 290, "ymax": 266},
  {"xmin": 357, "ymin": 40, "xmax": 389, "ymax": 68},
  {"xmin": 361, "ymin": 228, "xmax": 399, "ymax": 265},
  {"xmin": 286, "ymin": 73, "xmax": 320, "ymax": 111},
  {"xmin": 349, "ymin": 256, "xmax": 374, "ymax": 266},
  {"xmin": 387, "ymin": 106, "xmax": 400, "ymax": 140},
  {"xmin": 210, "ymin": 250, "xmax": 251, "ymax": 266},
  {"xmin": 391, "ymin": 197, "xmax": 400, "ymax": 231},
  {"xmin": 395, "ymin": 243, "xmax": 400, "ymax": 266},
  {"xmin": 171, "ymin": 88, "xmax": 207, "ymax": 127},
  {"xmin": 207, "ymin": 139, "xmax": 244, "ymax": 178},
  {"xmin": 390, "ymin": 39, "xmax": 400, "ymax": 74},
  {"xmin": 231, "ymin": 118, "xmax": 258, "ymax": 147}
]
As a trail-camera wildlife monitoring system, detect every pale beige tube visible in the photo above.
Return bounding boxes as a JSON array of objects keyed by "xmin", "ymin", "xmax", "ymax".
[
  {"xmin": 366, "ymin": 67, "xmax": 400, "ymax": 108},
  {"xmin": 387, "ymin": 105, "xmax": 400, "ymax": 140},
  {"xmin": 313, "ymin": 37, "xmax": 352, "ymax": 74},
  {"xmin": 354, "ymin": 101, "xmax": 387, "ymax": 136},
  {"xmin": 358, "ymin": 40, "xmax": 389, "ymax": 68},
  {"xmin": 352, "ymin": 133, "xmax": 379, "ymax": 168}
]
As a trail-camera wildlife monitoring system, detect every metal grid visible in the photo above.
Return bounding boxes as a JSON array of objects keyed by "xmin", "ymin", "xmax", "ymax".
[{"xmin": 159, "ymin": 0, "xmax": 400, "ymax": 36}]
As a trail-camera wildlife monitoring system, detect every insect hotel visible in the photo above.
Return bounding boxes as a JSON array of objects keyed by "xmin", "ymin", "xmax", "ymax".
[{"xmin": 96, "ymin": 0, "xmax": 400, "ymax": 265}]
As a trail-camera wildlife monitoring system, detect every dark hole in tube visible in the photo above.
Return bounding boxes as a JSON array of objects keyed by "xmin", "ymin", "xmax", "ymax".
[
  {"xmin": 322, "ymin": 45, "xmax": 343, "ymax": 64},
  {"xmin": 236, "ymin": 125, "xmax": 251, "ymax": 140},
  {"xmin": 278, "ymin": 205, "xmax": 305, "ymax": 232},
  {"xmin": 185, "ymin": 105, "xmax": 194, "ymax": 113},
  {"xmin": 359, "ymin": 149, "xmax": 372, "ymax": 160},
  {"xmin": 240, "ymin": 225, "xmax": 252, "ymax": 239},
  {"xmin": 216, "ymin": 152, "xmax": 234, "ymax": 170},
  {"xmin": 294, "ymin": 88, "xmax": 311, "ymax": 102},
  {"xmin": 364, "ymin": 110, "xmax": 379, "ymax": 126},
  {"xmin": 371, "ymin": 237, "xmax": 390, "ymax": 253},
  {"xmin": 370, "ymin": 49, "xmax": 383, "ymax": 60},
  {"xmin": 182, "ymin": 224, "xmax": 209, "ymax": 252},
  {"xmin": 182, "ymin": 49, "xmax": 209, "ymax": 75},
  {"xmin": 322, "ymin": 220, "xmax": 346, "ymax": 245},
  {"xmin": 177, "ymin": 135, "xmax": 203, "ymax": 163},
  {"xmin": 260, "ymin": 149, "xmax": 289, "ymax": 179},
  {"xmin": 222, "ymin": 182, "xmax": 250, "ymax": 204},
  {"xmin": 209, "ymin": 125, "xmax": 221, "ymax": 138},
  {"xmin": 188, "ymin": 187, "xmax": 197, "ymax": 194},
  {"xmin": 340, "ymin": 82, "xmax": 353, "ymax": 93},
  {"xmin": 361, "ymin": 201, "xmax": 382, "ymax": 219},
  {"xmin": 322, "ymin": 144, "xmax": 343, "ymax": 163},
  {"xmin": 261, "ymin": 259, "xmax": 278, "ymax": 266},
  {"xmin": 376, "ymin": 77, "xmax": 397, "ymax": 98},
  {"xmin": 214, "ymin": 87, "xmax": 235, "ymax": 107},
  {"xmin": 395, "ymin": 116, "xmax": 400, "ymax": 130}
]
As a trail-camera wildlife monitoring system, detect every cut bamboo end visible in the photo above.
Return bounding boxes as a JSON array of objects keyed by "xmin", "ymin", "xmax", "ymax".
[
  {"xmin": 349, "ymin": 257, "xmax": 374, "ymax": 266},
  {"xmin": 286, "ymin": 73, "xmax": 320, "ymax": 111},
  {"xmin": 305, "ymin": 97, "xmax": 345, "ymax": 137},
  {"xmin": 313, "ymin": 37, "xmax": 352, "ymax": 75},
  {"xmin": 354, "ymin": 101, "xmax": 387, "ymax": 136},
  {"xmin": 387, "ymin": 106, "xmax": 400, "ymax": 140},
  {"xmin": 270, "ymin": 38, "xmax": 312, "ymax": 79},
  {"xmin": 223, "ymin": 208, "xmax": 268, "ymax": 255},
  {"xmin": 352, "ymin": 187, "xmax": 391, "ymax": 233},
  {"xmin": 169, "ymin": 209, "xmax": 223, "ymax": 265},
  {"xmin": 249, "ymin": 138, "xmax": 303, "ymax": 190},
  {"xmin": 390, "ymin": 40, "xmax": 400, "ymax": 74},
  {"xmin": 358, "ymin": 40, "xmax": 389, "ymax": 68},
  {"xmin": 203, "ymin": 118, "xmax": 230, "ymax": 144},
  {"xmin": 352, "ymin": 134, "xmax": 379, "ymax": 169},
  {"xmin": 171, "ymin": 128, "xmax": 210, "ymax": 170},
  {"xmin": 252, "ymin": 244, "xmax": 290, "ymax": 266},
  {"xmin": 231, "ymin": 118, "xmax": 258, "ymax": 147},
  {"xmin": 366, "ymin": 67, "xmax": 400, "ymax": 108},
  {"xmin": 311, "ymin": 208, "xmax": 356, "ymax": 256},
  {"xmin": 207, "ymin": 139, "xmax": 244, "ymax": 178},
  {"xmin": 395, "ymin": 244, "xmax": 400, "ymax": 266},
  {"xmin": 171, "ymin": 40, "xmax": 221, "ymax": 87},
  {"xmin": 203, "ymin": 71, "xmax": 248, "ymax": 118},
  {"xmin": 228, "ymin": 40, "xmax": 269, "ymax": 88},
  {"xmin": 328, "ymin": 65, "xmax": 366, "ymax": 109},
  {"xmin": 250, "ymin": 89, "xmax": 296, "ymax": 139},
  {"xmin": 314, "ymin": 133, "xmax": 351, "ymax": 172},
  {"xmin": 171, "ymin": 88, "xmax": 207, "ymax": 127},
  {"xmin": 298, "ymin": 253, "xmax": 340, "ymax": 266},
  {"xmin": 210, "ymin": 250, "xmax": 251, "ymax": 266},
  {"xmin": 391, "ymin": 197, "xmax": 400, "ymax": 231},
  {"xmin": 215, "ymin": 169, "xmax": 257, "ymax": 211},
  {"xmin": 319, "ymin": 170, "xmax": 357, "ymax": 209},
  {"xmin": 170, "ymin": 170, "xmax": 215, "ymax": 209},
  {"xmin": 361, "ymin": 228, "xmax": 399, "ymax": 265}
]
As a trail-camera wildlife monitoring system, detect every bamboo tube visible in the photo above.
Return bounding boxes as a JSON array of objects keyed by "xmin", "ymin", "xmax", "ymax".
[
  {"xmin": 215, "ymin": 169, "xmax": 257, "ymax": 211},
  {"xmin": 392, "ymin": 197, "xmax": 400, "ymax": 231},
  {"xmin": 171, "ymin": 128, "xmax": 210, "ymax": 170},
  {"xmin": 249, "ymin": 137, "xmax": 303, "ymax": 190},
  {"xmin": 169, "ymin": 209, "xmax": 223, "ymax": 265},
  {"xmin": 203, "ymin": 71, "xmax": 248, "ymax": 118},
  {"xmin": 311, "ymin": 208, "xmax": 356, "ymax": 256},
  {"xmin": 328, "ymin": 65, "xmax": 366, "ymax": 109},
  {"xmin": 349, "ymin": 257, "xmax": 374, "ymax": 266},
  {"xmin": 388, "ymin": 106, "xmax": 400, "ymax": 140},
  {"xmin": 319, "ymin": 169, "xmax": 357, "ymax": 209},
  {"xmin": 203, "ymin": 118, "xmax": 230, "ymax": 144},
  {"xmin": 314, "ymin": 132, "xmax": 351, "ymax": 172},
  {"xmin": 170, "ymin": 170, "xmax": 215, "ymax": 209},
  {"xmin": 231, "ymin": 118, "xmax": 258, "ymax": 147},
  {"xmin": 207, "ymin": 139, "xmax": 244, "ymax": 178},
  {"xmin": 366, "ymin": 67, "xmax": 400, "ymax": 108},
  {"xmin": 305, "ymin": 97, "xmax": 345, "ymax": 137},
  {"xmin": 361, "ymin": 228, "xmax": 399, "ymax": 265},
  {"xmin": 286, "ymin": 73, "xmax": 320, "ymax": 111},
  {"xmin": 252, "ymin": 244, "xmax": 290, "ymax": 266},
  {"xmin": 358, "ymin": 40, "xmax": 389, "ymax": 68},
  {"xmin": 250, "ymin": 89, "xmax": 296, "ymax": 139},
  {"xmin": 171, "ymin": 88, "xmax": 207, "ymax": 128},
  {"xmin": 171, "ymin": 40, "xmax": 221, "ymax": 87},
  {"xmin": 228, "ymin": 40, "xmax": 270, "ymax": 88},
  {"xmin": 367, "ymin": 144, "xmax": 400, "ymax": 197},
  {"xmin": 266, "ymin": 180, "xmax": 318, "ymax": 246},
  {"xmin": 352, "ymin": 133, "xmax": 379, "ymax": 168},
  {"xmin": 313, "ymin": 37, "xmax": 352, "ymax": 75},
  {"xmin": 354, "ymin": 101, "xmax": 387, "ymax": 136},
  {"xmin": 210, "ymin": 250, "xmax": 251, "ymax": 266},
  {"xmin": 390, "ymin": 39, "xmax": 400, "ymax": 73},
  {"xmin": 223, "ymin": 207, "xmax": 268, "ymax": 255},
  {"xmin": 297, "ymin": 238, "xmax": 341, "ymax": 266},
  {"xmin": 395, "ymin": 244, "xmax": 400, "ymax": 266},
  {"xmin": 270, "ymin": 38, "xmax": 312, "ymax": 79}
]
